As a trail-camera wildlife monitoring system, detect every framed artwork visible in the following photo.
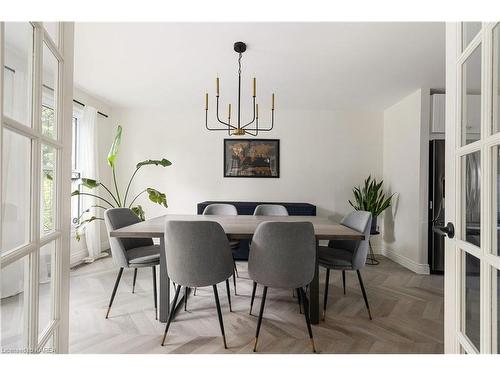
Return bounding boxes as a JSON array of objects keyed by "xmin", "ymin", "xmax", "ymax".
[{"xmin": 224, "ymin": 139, "xmax": 280, "ymax": 178}]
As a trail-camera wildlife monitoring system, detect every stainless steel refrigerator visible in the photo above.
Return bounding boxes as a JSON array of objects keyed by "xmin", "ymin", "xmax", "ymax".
[{"xmin": 428, "ymin": 140, "xmax": 445, "ymax": 274}]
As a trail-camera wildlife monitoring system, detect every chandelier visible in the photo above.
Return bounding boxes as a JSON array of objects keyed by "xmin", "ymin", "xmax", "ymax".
[{"xmin": 205, "ymin": 41, "xmax": 275, "ymax": 136}]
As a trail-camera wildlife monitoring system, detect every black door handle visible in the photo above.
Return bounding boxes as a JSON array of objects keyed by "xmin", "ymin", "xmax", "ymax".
[{"xmin": 433, "ymin": 222, "xmax": 455, "ymax": 239}]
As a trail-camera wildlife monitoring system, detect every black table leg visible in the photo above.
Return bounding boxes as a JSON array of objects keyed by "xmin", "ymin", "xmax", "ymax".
[{"xmin": 309, "ymin": 240, "xmax": 320, "ymax": 324}]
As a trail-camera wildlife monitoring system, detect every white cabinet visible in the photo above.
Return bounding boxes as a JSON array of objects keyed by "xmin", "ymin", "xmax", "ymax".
[
  {"xmin": 431, "ymin": 94, "xmax": 445, "ymax": 133},
  {"xmin": 431, "ymin": 93, "xmax": 481, "ymax": 135}
]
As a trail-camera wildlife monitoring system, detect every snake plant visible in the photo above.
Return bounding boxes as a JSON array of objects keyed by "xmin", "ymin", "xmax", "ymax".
[{"xmin": 348, "ymin": 176, "xmax": 393, "ymax": 217}]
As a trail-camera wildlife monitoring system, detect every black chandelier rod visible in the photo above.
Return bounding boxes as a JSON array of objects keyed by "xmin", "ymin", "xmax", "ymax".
[{"xmin": 205, "ymin": 41, "xmax": 275, "ymax": 136}]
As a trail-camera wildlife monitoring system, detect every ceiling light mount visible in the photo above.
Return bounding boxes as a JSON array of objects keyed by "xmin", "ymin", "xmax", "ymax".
[{"xmin": 205, "ymin": 41, "xmax": 275, "ymax": 136}]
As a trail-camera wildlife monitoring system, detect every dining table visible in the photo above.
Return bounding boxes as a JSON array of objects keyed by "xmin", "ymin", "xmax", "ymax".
[{"xmin": 109, "ymin": 214, "xmax": 364, "ymax": 324}]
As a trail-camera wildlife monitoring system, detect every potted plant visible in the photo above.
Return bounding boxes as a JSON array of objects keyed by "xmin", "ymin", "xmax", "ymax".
[
  {"xmin": 348, "ymin": 176, "xmax": 393, "ymax": 234},
  {"xmin": 72, "ymin": 125, "xmax": 172, "ymax": 240}
]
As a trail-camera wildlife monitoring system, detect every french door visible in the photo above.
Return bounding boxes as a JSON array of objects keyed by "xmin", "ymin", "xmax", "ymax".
[
  {"xmin": 0, "ymin": 22, "xmax": 74, "ymax": 353},
  {"xmin": 445, "ymin": 22, "xmax": 500, "ymax": 353}
]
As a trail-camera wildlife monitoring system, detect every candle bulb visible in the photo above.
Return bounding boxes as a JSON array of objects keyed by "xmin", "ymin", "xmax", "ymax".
[
  {"xmin": 253, "ymin": 77, "xmax": 256, "ymax": 97},
  {"xmin": 256, "ymin": 103, "xmax": 259, "ymax": 119},
  {"xmin": 272, "ymin": 93, "xmax": 275, "ymax": 110},
  {"xmin": 216, "ymin": 77, "xmax": 220, "ymax": 96},
  {"xmin": 205, "ymin": 93, "xmax": 208, "ymax": 110},
  {"xmin": 228, "ymin": 103, "xmax": 231, "ymax": 120}
]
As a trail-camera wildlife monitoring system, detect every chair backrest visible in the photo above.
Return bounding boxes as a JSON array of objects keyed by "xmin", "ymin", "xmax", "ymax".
[
  {"xmin": 328, "ymin": 211, "xmax": 372, "ymax": 269},
  {"xmin": 253, "ymin": 204, "xmax": 289, "ymax": 216},
  {"xmin": 104, "ymin": 208, "xmax": 153, "ymax": 267},
  {"xmin": 248, "ymin": 221, "xmax": 316, "ymax": 289},
  {"xmin": 164, "ymin": 221, "xmax": 234, "ymax": 287},
  {"xmin": 202, "ymin": 203, "xmax": 238, "ymax": 216}
]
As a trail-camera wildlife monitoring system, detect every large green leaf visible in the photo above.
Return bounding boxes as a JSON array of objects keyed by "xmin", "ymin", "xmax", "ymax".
[
  {"xmin": 80, "ymin": 178, "xmax": 100, "ymax": 189},
  {"xmin": 107, "ymin": 125, "xmax": 122, "ymax": 168},
  {"xmin": 131, "ymin": 205, "xmax": 145, "ymax": 221},
  {"xmin": 136, "ymin": 158, "xmax": 172, "ymax": 169},
  {"xmin": 146, "ymin": 188, "xmax": 168, "ymax": 208}
]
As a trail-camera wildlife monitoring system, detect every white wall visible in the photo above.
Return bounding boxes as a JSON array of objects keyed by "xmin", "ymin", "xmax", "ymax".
[
  {"xmin": 111, "ymin": 108, "xmax": 384, "ymax": 225},
  {"xmin": 382, "ymin": 88, "xmax": 430, "ymax": 274},
  {"xmin": 70, "ymin": 87, "xmax": 114, "ymax": 264}
]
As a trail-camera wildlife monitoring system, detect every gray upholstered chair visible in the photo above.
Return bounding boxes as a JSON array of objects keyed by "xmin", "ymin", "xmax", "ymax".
[
  {"xmin": 161, "ymin": 221, "xmax": 234, "ymax": 349},
  {"xmin": 253, "ymin": 204, "xmax": 289, "ymax": 216},
  {"xmin": 104, "ymin": 208, "xmax": 160, "ymax": 319},
  {"xmin": 319, "ymin": 210, "xmax": 373, "ymax": 321},
  {"xmin": 202, "ymin": 203, "xmax": 240, "ymax": 294},
  {"xmin": 248, "ymin": 221, "xmax": 317, "ymax": 353}
]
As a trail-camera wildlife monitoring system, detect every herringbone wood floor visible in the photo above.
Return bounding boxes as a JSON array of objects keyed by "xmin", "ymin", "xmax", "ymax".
[{"xmin": 69, "ymin": 256, "xmax": 444, "ymax": 354}]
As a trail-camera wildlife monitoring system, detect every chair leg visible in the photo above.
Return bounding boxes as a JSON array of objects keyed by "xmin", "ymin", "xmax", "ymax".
[
  {"xmin": 342, "ymin": 270, "xmax": 346, "ymax": 295},
  {"xmin": 249, "ymin": 281, "xmax": 257, "ymax": 315},
  {"xmin": 161, "ymin": 284, "xmax": 181, "ymax": 346},
  {"xmin": 132, "ymin": 268, "xmax": 138, "ymax": 294},
  {"xmin": 298, "ymin": 286, "xmax": 302, "ymax": 314},
  {"xmin": 356, "ymin": 270, "xmax": 372, "ymax": 320},
  {"xmin": 225, "ymin": 279, "xmax": 232, "ymax": 312},
  {"xmin": 152, "ymin": 266, "xmax": 158, "ymax": 320},
  {"xmin": 232, "ymin": 268, "xmax": 237, "ymax": 296},
  {"xmin": 299, "ymin": 287, "xmax": 317, "ymax": 353},
  {"xmin": 105, "ymin": 267, "xmax": 124, "ymax": 319},
  {"xmin": 323, "ymin": 268, "xmax": 330, "ymax": 321},
  {"xmin": 232, "ymin": 257, "xmax": 239, "ymax": 278},
  {"xmin": 213, "ymin": 285, "xmax": 228, "ymax": 349},
  {"xmin": 253, "ymin": 286, "xmax": 268, "ymax": 352},
  {"xmin": 184, "ymin": 286, "xmax": 189, "ymax": 311}
]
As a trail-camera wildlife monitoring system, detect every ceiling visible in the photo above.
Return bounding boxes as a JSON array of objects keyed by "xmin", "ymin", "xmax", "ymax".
[{"xmin": 74, "ymin": 22, "xmax": 445, "ymax": 112}]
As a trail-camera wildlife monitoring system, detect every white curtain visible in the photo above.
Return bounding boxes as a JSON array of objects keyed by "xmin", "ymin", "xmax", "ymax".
[{"xmin": 78, "ymin": 106, "xmax": 102, "ymax": 259}]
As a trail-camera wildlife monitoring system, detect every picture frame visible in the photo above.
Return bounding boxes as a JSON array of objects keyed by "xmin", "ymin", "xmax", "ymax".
[{"xmin": 223, "ymin": 139, "xmax": 280, "ymax": 178}]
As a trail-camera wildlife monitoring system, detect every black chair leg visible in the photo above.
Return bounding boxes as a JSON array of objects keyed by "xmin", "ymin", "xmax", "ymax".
[
  {"xmin": 193, "ymin": 287, "xmax": 197, "ymax": 296},
  {"xmin": 225, "ymin": 279, "xmax": 232, "ymax": 312},
  {"xmin": 356, "ymin": 270, "xmax": 372, "ymax": 320},
  {"xmin": 323, "ymin": 268, "xmax": 330, "ymax": 321},
  {"xmin": 213, "ymin": 285, "xmax": 228, "ymax": 349},
  {"xmin": 152, "ymin": 266, "xmax": 158, "ymax": 320},
  {"xmin": 342, "ymin": 270, "xmax": 346, "ymax": 295},
  {"xmin": 106, "ymin": 267, "xmax": 124, "ymax": 319},
  {"xmin": 184, "ymin": 286, "xmax": 189, "ymax": 311},
  {"xmin": 298, "ymin": 286, "xmax": 302, "ymax": 314},
  {"xmin": 132, "ymin": 268, "xmax": 138, "ymax": 294},
  {"xmin": 233, "ymin": 257, "xmax": 239, "ymax": 278},
  {"xmin": 249, "ymin": 281, "xmax": 257, "ymax": 315},
  {"xmin": 299, "ymin": 287, "xmax": 317, "ymax": 353},
  {"xmin": 233, "ymin": 269, "xmax": 237, "ymax": 296},
  {"xmin": 161, "ymin": 284, "xmax": 181, "ymax": 346},
  {"xmin": 253, "ymin": 286, "xmax": 268, "ymax": 352}
]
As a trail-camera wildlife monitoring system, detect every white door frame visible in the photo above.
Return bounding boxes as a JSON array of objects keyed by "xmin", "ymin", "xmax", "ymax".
[
  {"xmin": 0, "ymin": 22, "xmax": 74, "ymax": 353},
  {"xmin": 445, "ymin": 22, "xmax": 500, "ymax": 354}
]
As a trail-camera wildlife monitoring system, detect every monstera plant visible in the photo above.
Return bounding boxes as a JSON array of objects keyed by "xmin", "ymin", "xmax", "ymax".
[
  {"xmin": 348, "ymin": 175, "xmax": 394, "ymax": 233},
  {"xmin": 72, "ymin": 125, "xmax": 171, "ymax": 240}
]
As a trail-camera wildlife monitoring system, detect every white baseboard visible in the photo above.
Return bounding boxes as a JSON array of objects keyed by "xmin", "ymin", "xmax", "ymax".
[
  {"xmin": 70, "ymin": 247, "xmax": 88, "ymax": 266},
  {"xmin": 381, "ymin": 247, "xmax": 430, "ymax": 275}
]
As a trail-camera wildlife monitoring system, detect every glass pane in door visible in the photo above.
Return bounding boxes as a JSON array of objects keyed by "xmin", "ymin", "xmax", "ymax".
[
  {"xmin": 43, "ymin": 22, "xmax": 59, "ymax": 47},
  {"xmin": 3, "ymin": 22, "xmax": 34, "ymax": 126},
  {"xmin": 462, "ymin": 45, "xmax": 482, "ymax": 145},
  {"xmin": 1, "ymin": 129, "xmax": 31, "ymax": 254},
  {"xmin": 38, "ymin": 240, "xmax": 55, "ymax": 335},
  {"xmin": 462, "ymin": 151, "xmax": 481, "ymax": 247},
  {"xmin": 462, "ymin": 22, "xmax": 482, "ymax": 51},
  {"xmin": 493, "ymin": 145, "xmax": 500, "ymax": 256},
  {"xmin": 41, "ymin": 43, "xmax": 58, "ymax": 139},
  {"xmin": 463, "ymin": 251, "xmax": 481, "ymax": 350},
  {"xmin": 41, "ymin": 144, "xmax": 56, "ymax": 235},
  {"xmin": 0, "ymin": 256, "xmax": 27, "ymax": 351},
  {"xmin": 493, "ymin": 23, "xmax": 500, "ymax": 135}
]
